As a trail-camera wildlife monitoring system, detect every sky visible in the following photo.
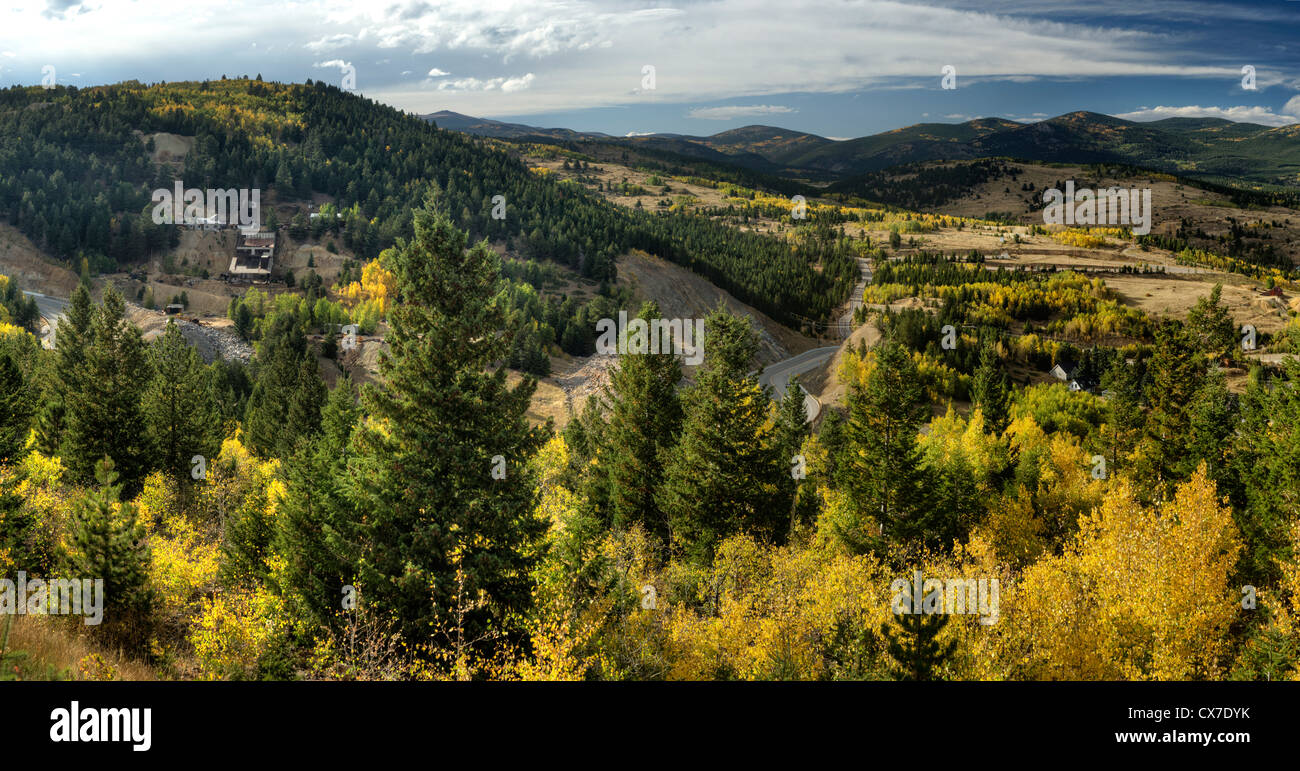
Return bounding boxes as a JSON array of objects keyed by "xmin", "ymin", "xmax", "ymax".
[{"xmin": 4, "ymin": 0, "xmax": 1300, "ymax": 139}]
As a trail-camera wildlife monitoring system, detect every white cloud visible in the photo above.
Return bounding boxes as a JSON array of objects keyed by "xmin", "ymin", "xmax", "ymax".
[
  {"xmin": 305, "ymin": 33, "xmax": 357, "ymax": 53},
  {"xmin": 0, "ymin": 0, "xmax": 1282, "ymax": 118},
  {"xmin": 1114, "ymin": 104, "xmax": 1300, "ymax": 127},
  {"xmin": 687, "ymin": 104, "xmax": 796, "ymax": 120},
  {"xmin": 427, "ymin": 67, "xmax": 449, "ymax": 77},
  {"xmin": 434, "ymin": 72, "xmax": 534, "ymax": 92},
  {"xmin": 625, "ymin": 130, "xmax": 656, "ymax": 136}
]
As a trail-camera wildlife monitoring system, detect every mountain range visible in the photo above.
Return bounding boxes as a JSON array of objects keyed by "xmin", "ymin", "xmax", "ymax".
[{"xmin": 425, "ymin": 109, "xmax": 1300, "ymax": 187}]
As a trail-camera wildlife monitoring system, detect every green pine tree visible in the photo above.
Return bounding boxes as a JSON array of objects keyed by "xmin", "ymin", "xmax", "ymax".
[
  {"xmin": 65, "ymin": 457, "xmax": 153, "ymax": 645},
  {"xmin": 273, "ymin": 378, "xmax": 361, "ymax": 630},
  {"xmin": 970, "ymin": 342, "xmax": 1009, "ymax": 435},
  {"xmin": 658, "ymin": 306, "xmax": 785, "ymax": 564},
  {"xmin": 1187, "ymin": 283, "xmax": 1236, "ymax": 361},
  {"xmin": 603, "ymin": 300, "xmax": 683, "ymax": 543},
  {"xmin": 882, "ymin": 608, "xmax": 956, "ymax": 681},
  {"xmin": 1135, "ymin": 321, "xmax": 1207, "ymax": 488},
  {"xmin": 774, "ymin": 376, "xmax": 810, "ymax": 532},
  {"xmin": 836, "ymin": 340, "xmax": 931, "ymax": 552},
  {"xmin": 34, "ymin": 284, "xmax": 93, "ymax": 455},
  {"xmin": 62, "ymin": 287, "xmax": 151, "ymax": 491},
  {"xmin": 244, "ymin": 321, "xmax": 323, "ymax": 459},
  {"xmin": 0, "ymin": 351, "xmax": 31, "ymax": 463},
  {"xmin": 143, "ymin": 320, "xmax": 218, "ymax": 482},
  {"xmin": 346, "ymin": 199, "xmax": 548, "ymax": 657}
]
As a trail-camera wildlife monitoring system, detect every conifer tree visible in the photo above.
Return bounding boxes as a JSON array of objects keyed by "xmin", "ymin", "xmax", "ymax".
[
  {"xmin": 34, "ymin": 284, "xmax": 92, "ymax": 455},
  {"xmin": 274, "ymin": 378, "xmax": 361, "ymax": 630},
  {"xmin": 1102, "ymin": 353, "xmax": 1145, "ymax": 474},
  {"xmin": 882, "ymin": 609, "xmax": 956, "ymax": 681},
  {"xmin": 0, "ymin": 351, "xmax": 30, "ymax": 463},
  {"xmin": 62, "ymin": 287, "xmax": 150, "ymax": 491},
  {"xmin": 774, "ymin": 376, "xmax": 810, "ymax": 531},
  {"xmin": 286, "ymin": 352, "xmax": 327, "ymax": 443},
  {"xmin": 346, "ymin": 199, "xmax": 548, "ymax": 655},
  {"xmin": 837, "ymin": 340, "xmax": 931, "ymax": 552},
  {"xmin": 1233, "ymin": 359, "xmax": 1300, "ymax": 583},
  {"xmin": 65, "ymin": 458, "xmax": 153, "ymax": 643},
  {"xmin": 1135, "ymin": 321, "xmax": 1207, "ymax": 488},
  {"xmin": 1186, "ymin": 368, "xmax": 1238, "ymax": 494},
  {"xmin": 244, "ymin": 322, "xmax": 324, "ymax": 459},
  {"xmin": 658, "ymin": 306, "xmax": 784, "ymax": 563},
  {"xmin": 143, "ymin": 320, "xmax": 218, "ymax": 482},
  {"xmin": 1187, "ymin": 283, "xmax": 1236, "ymax": 361},
  {"xmin": 603, "ymin": 300, "xmax": 683, "ymax": 543},
  {"xmin": 970, "ymin": 342, "xmax": 1009, "ymax": 434}
]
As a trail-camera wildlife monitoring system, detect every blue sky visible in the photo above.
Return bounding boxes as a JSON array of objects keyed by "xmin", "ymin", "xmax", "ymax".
[{"xmin": 4, "ymin": 0, "xmax": 1300, "ymax": 139}]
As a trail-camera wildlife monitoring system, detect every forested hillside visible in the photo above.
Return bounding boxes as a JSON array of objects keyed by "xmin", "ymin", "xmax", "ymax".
[
  {"xmin": 5, "ymin": 187, "xmax": 1300, "ymax": 681},
  {"xmin": 0, "ymin": 79, "xmax": 855, "ymax": 326}
]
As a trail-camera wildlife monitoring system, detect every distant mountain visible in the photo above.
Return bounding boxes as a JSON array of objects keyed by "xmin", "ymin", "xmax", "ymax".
[
  {"xmin": 783, "ymin": 117, "xmax": 1024, "ymax": 173},
  {"xmin": 428, "ymin": 110, "xmax": 1300, "ymax": 186},
  {"xmin": 422, "ymin": 110, "xmax": 610, "ymax": 142}
]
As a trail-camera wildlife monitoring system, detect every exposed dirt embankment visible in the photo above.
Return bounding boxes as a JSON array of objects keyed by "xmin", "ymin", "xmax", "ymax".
[
  {"xmin": 615, "ymin": 249, "xmax": 817, "ymax": 366},
  {"xmin": 0, "ymin": 224, "xmax": 80, "ymax": 296}
]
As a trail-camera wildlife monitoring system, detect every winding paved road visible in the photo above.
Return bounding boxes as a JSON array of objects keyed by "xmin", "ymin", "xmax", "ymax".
[
  {"xmin": 23, "ymin": 290, "xmax": 69, "ymax": 349},
  {"xmin": 757, "ymin": 257, "xmax": 872, "ymax": 423},
  {"xmin": 758, "ymin": 345, "xmax": 839, "ymax": 422}
]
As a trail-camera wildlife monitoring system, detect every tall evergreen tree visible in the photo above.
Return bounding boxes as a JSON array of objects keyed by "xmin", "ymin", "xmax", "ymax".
[
  {"xmin": 34, "ymin": 284, "xmax": 93, "ymax": 455},
  {"xmin": 143, "ymin": 320, "xmax": 218, "ymax": 482},
  {"xmin": 1233, "ymin": 360, "xmax": 1300, "ymax": 583},
  {"xmin": 658, "ymin": 306, "xmax": 785, "ymax": 563},
  {"xmin": 1102, "ymin": 353, "xmax": 1145, "ymax": 476},
  {"xmin": 970, "ymin": 342, "xmax": 1009, "ymax": 434},
  {"xmin": 774, "ymin": 376, "xmax": 810, "ymax": 532},
  {"xmin": 346, "ymin": 200, "xmax": 548, "ymax": 656},
  {"xmin": 1135, "ymin": 321, "xmax": 1207, "ymax": 488},
  {"xmin": 1186, "ymin": 368, "xmax": 1238, "ymax": 493},
  {"xmin": 65, "ymin": 458, "xmax": 153, "ymax": 644},
  {"xmin": 836, "ymin": 340, "xmax": 931, "ymax": 552},
  {"xmin": 244, "ymin": 321, "xmax": 324, "ymax": 459},
  {"xmin": 602, "ymin": 300, "xmax": 683, "ymax": 543},
  {"xmin": 1187, "ymin": 283, "xmax": 1236, "ymax": 361},
  {"xmin": 0, "ymin": 351, "xmax": 30, "ymax": 463},
  {"xmin": 274, "ymin": 378, "xmax": 361, "ymax": 630},
  {"xmin": 62, "ymin": 287, "xmax": 150, "ymax": 491}
]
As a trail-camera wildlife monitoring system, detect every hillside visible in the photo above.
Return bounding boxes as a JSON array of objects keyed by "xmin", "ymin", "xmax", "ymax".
[{"xmin": 438, "ymin": 109, "xmax": 1300, "ymax": 187}]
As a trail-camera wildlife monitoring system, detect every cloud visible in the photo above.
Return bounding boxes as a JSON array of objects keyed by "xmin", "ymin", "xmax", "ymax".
[
  {"xmin": 0, "ymin": 0, "xmax": 1292, "ymax": 121},
  {"xmin": 1114, "ymin": 104, "xmax": 1300, "ymax": 127},
  {"xmin": 305, "ymin": 33, "xmax": 358, "ymax": 53},
  {"xmin": 42, "ymin": 0, "xmax": 87, "ymax": 20},
  {"xmin": 687, "ymin": 104, "xmax": 797, "ymax": 120},
  {"xmin": 427, "ymin": 67, "xmax": 449, "ymax": 77},
  {"xmin": 433, "ymin": 72, "xmax": 535, "ymax": 92},
  {"xmin": 625, "ymin": 130, "xmax": 656, "ymax": 136}
]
